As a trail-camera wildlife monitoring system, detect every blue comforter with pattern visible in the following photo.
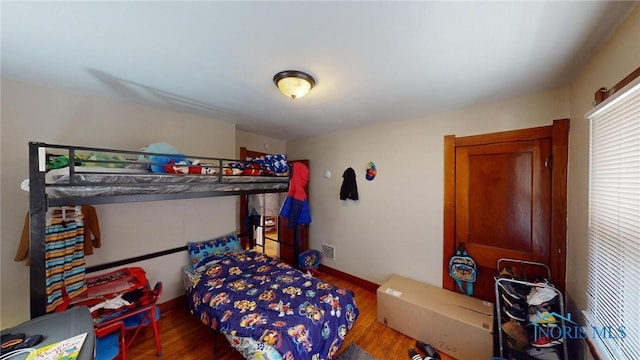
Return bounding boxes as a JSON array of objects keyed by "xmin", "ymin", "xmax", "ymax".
[{"xmin": 186, "ymin": 251, "xmax": 359, "ymax": 360}]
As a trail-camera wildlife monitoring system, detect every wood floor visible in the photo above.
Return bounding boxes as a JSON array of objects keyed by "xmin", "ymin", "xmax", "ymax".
[{"xmin": 126, "ymin": 273, "xmax": 455, "ymax": 360}]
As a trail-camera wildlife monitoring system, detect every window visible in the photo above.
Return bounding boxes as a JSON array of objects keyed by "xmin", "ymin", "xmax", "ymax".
[{"xmin": 585, "ymin": 75, "xmax": 640, "ymax": 360}]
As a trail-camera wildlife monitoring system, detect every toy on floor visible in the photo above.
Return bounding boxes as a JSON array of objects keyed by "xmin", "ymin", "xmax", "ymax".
[{"xmin": 298, "ymin": 249, "xmax": 322, "ymax": 277}]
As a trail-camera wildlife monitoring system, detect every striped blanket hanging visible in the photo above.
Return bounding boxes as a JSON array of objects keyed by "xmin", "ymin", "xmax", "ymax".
[{"xmin": 45, "ymin": 207, "xmax": 87, "ymax": 312}]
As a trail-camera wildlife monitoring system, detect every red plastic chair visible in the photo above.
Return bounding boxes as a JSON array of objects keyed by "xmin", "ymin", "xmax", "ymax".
[
  {"xmin": 121, "ymin": 281, "xmax": 163, "ymax": 357},
  {"xmin": 95, "ymin": 321, "xmax": 126, "ymax": 360},
  {"xmin": 57, "ymin": 279, "xmax": 162, "ymax": 357}
]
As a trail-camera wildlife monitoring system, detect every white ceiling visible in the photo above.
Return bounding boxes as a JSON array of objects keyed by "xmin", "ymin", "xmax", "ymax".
[{"xmin": 1, "ymin": 1, "xmax": 636, "ymax": 140}]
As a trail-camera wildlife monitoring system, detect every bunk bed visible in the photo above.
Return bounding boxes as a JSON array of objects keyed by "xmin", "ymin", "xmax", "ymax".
[
  {"xmin": 26, "ymin": 142, "xmax": 359, "ymax": 360},
  {"xmin": 26, "ymin": 141, "xmax": 290, "ymax": 319}
]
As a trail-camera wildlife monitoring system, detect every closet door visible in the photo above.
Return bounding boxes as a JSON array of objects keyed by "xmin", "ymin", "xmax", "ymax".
[{"xmin": 457, "ymin": 139, "xmax": 551, "ymax": 302}]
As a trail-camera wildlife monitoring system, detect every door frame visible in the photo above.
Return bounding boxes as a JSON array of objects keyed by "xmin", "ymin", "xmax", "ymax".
[
  {"xmin": 442, "ymin": 119, "xmax": 569, "ymax": 294},
  {"xmin": 239, "ymin": 147, "xmax": 275, "ymax": 251},
  {"xmin": 238, "ymin": 147, "xmax": 310, "ymax": 266}
]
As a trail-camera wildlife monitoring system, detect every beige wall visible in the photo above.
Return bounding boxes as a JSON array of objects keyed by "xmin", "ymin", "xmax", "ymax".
[
  {"xmin": 287, "ymin": 87, "xmax": 570, "ymax": 286},
  {"xmin": 236, "ymin": 130, "xmax": 286, "ymax": 157},
  {"xmin": 566, "ymin": 5, "xmax": 639, "ymax": 359},
  {"xmin": 0, "ymin": 79, "xmax": 238, "ymax": 327}
]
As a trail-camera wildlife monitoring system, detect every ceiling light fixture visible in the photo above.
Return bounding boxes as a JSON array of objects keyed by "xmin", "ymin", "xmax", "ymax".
[{"xmin": 273, "ymin": 70, "xmax": 315, "ymax": 100}]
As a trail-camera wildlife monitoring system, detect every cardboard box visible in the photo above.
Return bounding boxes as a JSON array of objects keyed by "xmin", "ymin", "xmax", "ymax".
[{"xmin": 377, "ymin": 274, "xmax": 494, "ymax": 360}]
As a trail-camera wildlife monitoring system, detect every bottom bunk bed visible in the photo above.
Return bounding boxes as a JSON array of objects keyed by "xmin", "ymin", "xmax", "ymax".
[{"xmin": 182, "ymin": 235, "xmax": 359, "ymax": 360}]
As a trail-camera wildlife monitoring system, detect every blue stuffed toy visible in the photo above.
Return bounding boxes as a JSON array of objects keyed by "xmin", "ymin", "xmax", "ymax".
[{"xmin": 139, "ymin": 142, "xmax": 188, "ymax": 173}]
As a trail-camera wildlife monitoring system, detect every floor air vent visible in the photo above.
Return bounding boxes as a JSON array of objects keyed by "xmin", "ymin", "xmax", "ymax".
[{"xmin": 321, "ymin": 243, "xmax": 335, "ymax": 261}]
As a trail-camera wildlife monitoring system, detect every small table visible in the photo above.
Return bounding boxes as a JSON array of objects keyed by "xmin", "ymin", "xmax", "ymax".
[{"xmin": 1, "ymin": 306, "xmax": 95, "ymax": 360}]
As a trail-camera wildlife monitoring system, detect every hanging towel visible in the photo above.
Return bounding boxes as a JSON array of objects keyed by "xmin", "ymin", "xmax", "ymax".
[
  {"xmin": 16, "ymin": 205, "xmax": 102, "ymax": 265},
  {"xmin": 340, "ymin": 167, "xmax": 359, "ymax": 200},
  {"xmin": 279, "ymin": 162, "xmax": 311, "ymax": 227},
  {"xmin": 44, "ymin": 214, "xmax": 88, "ymax": 312}
]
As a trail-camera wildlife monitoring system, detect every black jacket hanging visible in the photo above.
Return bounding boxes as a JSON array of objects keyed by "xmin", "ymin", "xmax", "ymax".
[{"xmin": 340, "ymin": 167, "xmax": 359, "ymax": 200}]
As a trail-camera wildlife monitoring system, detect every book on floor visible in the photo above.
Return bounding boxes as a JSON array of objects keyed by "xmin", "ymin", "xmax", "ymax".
[{"xmin": 26, "ymin": 332, "xmax": 87, "ymax": 360}]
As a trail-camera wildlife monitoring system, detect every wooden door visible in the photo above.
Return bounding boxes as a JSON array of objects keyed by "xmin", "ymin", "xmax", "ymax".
[
  {"xmin": 456, "ymin": 139, "xmax": 551, "ymax": 301},
  {"xmin": 443, "ymin": 119, "xmax": 568, "ymax": 302}
]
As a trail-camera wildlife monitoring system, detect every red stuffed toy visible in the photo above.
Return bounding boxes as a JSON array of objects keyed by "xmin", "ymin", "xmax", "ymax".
[
  {"xmin": 188, "ymin": 160, "xmax": 215, "ymax": 175},
  {"xmin": 243, "ymin": 162, "xmax": 261, "ymax": 176},
  {"xmin": 165, "ymin": 160, "xmax": 216, "ymax": 175},
  {"xmin": 164, "ymin": 160, "xmax": 189, "ymax": 174}
]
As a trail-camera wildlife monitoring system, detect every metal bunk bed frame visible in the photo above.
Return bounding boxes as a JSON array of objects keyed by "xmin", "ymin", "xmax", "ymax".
[{"xmin": 28, "ymin": 141, "xmax": 289, "ymax": 318}]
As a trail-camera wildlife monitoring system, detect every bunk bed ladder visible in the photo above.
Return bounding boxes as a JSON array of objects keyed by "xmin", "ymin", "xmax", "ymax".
[{"xmin": 29, "ymin": 142, "xmax": 48, "ymax": 318}]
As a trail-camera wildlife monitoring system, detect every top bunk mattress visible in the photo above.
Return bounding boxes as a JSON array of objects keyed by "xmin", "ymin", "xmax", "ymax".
[{"xmin": 42, "ymin": 166, "xmax": 289, "ymax": 198}]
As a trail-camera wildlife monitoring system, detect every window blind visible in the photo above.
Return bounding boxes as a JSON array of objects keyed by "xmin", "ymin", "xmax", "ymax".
[{"xmin": 586, "ymin": 77, "xmax": 640, "ymax": 360}]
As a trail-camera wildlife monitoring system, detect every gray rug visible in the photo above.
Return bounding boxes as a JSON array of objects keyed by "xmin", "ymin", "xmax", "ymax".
[{"xmin": 338, "ymin": 344, "xmax": 378, "ymax": 360}]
